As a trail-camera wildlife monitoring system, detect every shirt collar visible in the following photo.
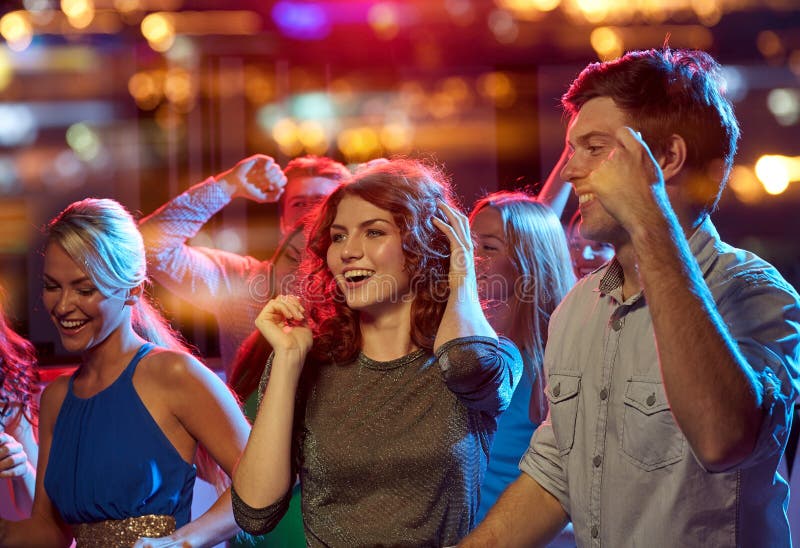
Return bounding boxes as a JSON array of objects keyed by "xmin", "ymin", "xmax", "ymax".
[{"xmin": 595, "ymin": 215, "xmax": 720, "ymax": 296}]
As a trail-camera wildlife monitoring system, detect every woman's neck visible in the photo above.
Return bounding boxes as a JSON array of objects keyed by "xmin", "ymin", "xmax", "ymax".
[
  {"xmin": 358, "ymin": 301, "xmax": 417, "ymax": 361},
  {"xmin": 80, "ymin": 324, "xmax": 145, "ymax": 381}
]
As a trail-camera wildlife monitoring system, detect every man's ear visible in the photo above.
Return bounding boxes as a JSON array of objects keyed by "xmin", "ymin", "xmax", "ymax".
[
  {"xmin": 659, "ymin": 134, "xmax": 687, "ymax": 183},
  {"xmin": 125, "ymin": 284, "xmax": 143, "ymax": 306}
]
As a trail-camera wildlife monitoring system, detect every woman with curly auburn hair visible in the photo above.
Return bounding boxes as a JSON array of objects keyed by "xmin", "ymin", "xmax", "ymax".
[
  {"xmin": 232, "ymin": 158, "xmax": 523, "ymax": 546},
  {"xmin": 0, "ymin": 292, "xmax": 39, "ymax": 520}
]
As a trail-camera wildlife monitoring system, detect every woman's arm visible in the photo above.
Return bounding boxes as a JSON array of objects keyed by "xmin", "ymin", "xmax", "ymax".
[
  {"xmin": 433, "ymin": 202, "xmax": 497, "ymax": 350},
  {"xmin": 536, "ymin": 146, "xmax": 572, "ymax": 219},
  {"xmin": 133, "ymin": 352, "xmax": 251, "ymax": 548},
  {"xmin": 0, "ymin": 379, "xmax": 73, "ymax": 547},
  {"xmin": 0, "ymin": 407, "xmax": 38, "ymax": 518},
  {"xmin": 231, "ymin": 296, "xmax": 312, "ymax": 533}
]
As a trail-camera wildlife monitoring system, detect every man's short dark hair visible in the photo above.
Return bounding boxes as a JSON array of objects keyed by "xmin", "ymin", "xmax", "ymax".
[{"xmin": 562, "ymin": 48, "xmax": 740, "ymax": 214}]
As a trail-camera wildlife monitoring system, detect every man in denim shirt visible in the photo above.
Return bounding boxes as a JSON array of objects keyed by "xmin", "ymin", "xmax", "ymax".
[{"xmin": 462, "ymin": 48, "xmax": 800, "ymax": 546}]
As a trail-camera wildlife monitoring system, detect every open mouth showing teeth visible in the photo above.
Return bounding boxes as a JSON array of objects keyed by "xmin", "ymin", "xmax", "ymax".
[
  {"xmin": 60, "ymin": 319, "xmax": 88, "ymax": 329},
  {"xmin": 343, "ymin": 269, "xmax": 375, "ymax": 283},
  {"xmin": 578, "ymin": 193, "xmax": 596, "ymax": 204}
]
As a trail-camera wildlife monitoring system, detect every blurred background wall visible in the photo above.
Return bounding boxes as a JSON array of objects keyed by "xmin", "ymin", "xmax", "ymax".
[{"xmin": 1, "ymin": 0, "xmax": 798, "ymax": 366}]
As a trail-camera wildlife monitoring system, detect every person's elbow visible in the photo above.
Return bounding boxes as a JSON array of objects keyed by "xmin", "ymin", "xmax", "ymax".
[{"xmin": 693, "ymin": 409, "xmax": 763, "ymax": 472}]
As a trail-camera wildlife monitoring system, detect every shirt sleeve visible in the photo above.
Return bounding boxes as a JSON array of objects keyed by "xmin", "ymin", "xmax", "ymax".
[
  {"xmin": 138, "ymin": 177, "xmax": 270, "ymax": 316},
  {"xmin": 519, "ymin": 415, "xmax": 571, "ymax": 517},
  {"xmin": 231, "ymin": 483, "xmax": 292, "ymax": 535},
  {"xmin": 718, "ymin": 266, "xmax": 800, "ymax": 469},
  {"xmin": 435, "ymin": 335, "xmax": 523, "ymax": 416}
]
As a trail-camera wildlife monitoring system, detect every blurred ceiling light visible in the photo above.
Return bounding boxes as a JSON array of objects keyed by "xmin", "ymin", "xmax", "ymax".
[
  {"xmin": 789, "ymin": 50, "xmax": 800, "ymax": 77},
  {"xmin": 767, "ymin": 88, "xmax": 800, "ymax": 125},
  {"xmin": 272, "ymin": 1, "xmax": 330, "ymax": 40},
  {"xmin": 292, "ymin": 92, "xmax": 335, "ymax": 120},
  {"xmin": 691, "ymin": 0, "xmax": 721, "ymax": 26},
  {"xmin": 0, "ymin": 50, "xmax": 12, "ymax": 92},
  {"xmin": 273, "ymin": 118, "xmax": 300, "ymax": 149},
  {"xmin": 298, "ymin": 120, "xmax": 329, "ymax": 155},
  {"xmin": 727, "ymin": 165, "xmax": 763, "ymax": 204},
  {"xmin": 380, "ymin": 122, "xmax": 412, "ymax": 152},
  {"xmin": 165, "ymin": 36, "xmax": 198, "ymax": 66},
  {"xmin": 0, "ymin": 11, "xmax": 34, "ymax": 52},
  {"xmin": 498, "ymin": 0, "xmax": 560, "ymax": 19},
  {"xmin": 141, "ymin": 12, "xmax": 175, "ymax": 51},
  {"xmin": 162, "ymin": 11, "xmax": 261, "ymax": 36},
  {"xmin": 573, "ymin": 0, "xmax": 609, "ymax": 24},
  {"xmin": 24, "ymin": 0, "xmax": 54, "ymax": 11},
  {"xmin": 757, "ymin": 30, "xmax": 784, "ymax": 59},
  {"xmin": 368, "ymin": 2, "xmax": 400, "ymax": 40},
  {"xmin": 338, "ymin": 127, "xmax": 381, "ymax": 162},
  {"xmin": 488, "ymin": 9, "xmax": 519, "ymax": 44},
  {"xmin": 590, "ymin": 27, "xmax": 623, "ymax": 61},
  {"xmin": 428, "ymin": 92, "xmax": 457, "ymax": 119},
  {"xmin": 128, "ymin": 71, "xmax": 162, "ymax": 110},
  {"xmin": 755, "ymin": 154, "xmax": 798, "ymax": 195},
  {"xmin": 477, "ymin": 71, "xmax": 517, "ymax": 107},
  {"xmin": 445, "ymin": 0, "xmax": 476, "ymax": 25},
  {"xmin": 164, "ymin": 68, "xmax": 193, "ymax": 104},
  {"xmin": 245, "ymin": 67, "xmax": 275, "ymax": 105},
  {"xmin": 439, "ymin": 76, "xmax": 472, "ymax": 107},
  {"xmin": 0, "ymin": 105, "xmax": 38, "ymax": 147},
  {"xmin": 61, "ymin": 0, "xmax": 95, "ymax": 29},
  {"xmin": 113, "ymin": 0, "xmax": 141, "ymax": 14},
  {"xmin": 66, "ymin": 122, "xmax": 100, "ymax": 161}
]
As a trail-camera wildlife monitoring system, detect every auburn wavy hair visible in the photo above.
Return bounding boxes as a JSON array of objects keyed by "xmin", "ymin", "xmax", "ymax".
[
  {"xmin": 0, "ymin": 294, "xmax": 39, "ymax": 430},
  {"xmin": 300, "ymin": 158, "xmax": 456, "ymax": 364}
]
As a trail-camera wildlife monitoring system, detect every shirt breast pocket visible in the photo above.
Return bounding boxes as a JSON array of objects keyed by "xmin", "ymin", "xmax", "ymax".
[
  {"xmin": 620, "ymin": 379, "xmax": 685, "ymax": 471},
  {"xmin": 546, "ymin": 373, "xmax": 581, "ymax": 456}
]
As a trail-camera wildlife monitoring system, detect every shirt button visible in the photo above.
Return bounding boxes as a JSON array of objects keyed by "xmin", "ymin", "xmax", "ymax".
[
  {"xmin": 646, "ymin": 393, "xmax": 656, "ymax": 406},
  {"xmin": 552, "ymin": 383, "xmax": 561, "ymax": 397},
  {"xmin": 591, "ymin": 525, "xmax": 599, "ymax": 538},
  {"xmin": 593, "ymin": 455, "xmax": 602, "ymax": 467},
  {"xmin": 612, "ymin": 318, "xmax": 623, "ymax": 331},
  {"xmin": 599, "ymin": 388, "xmax": 608, "ymax": 400}
]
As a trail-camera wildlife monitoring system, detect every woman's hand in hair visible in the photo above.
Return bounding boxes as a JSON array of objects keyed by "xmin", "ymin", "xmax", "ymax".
[
  {"xmin": 433, "ymin": 201, "xmax": 478, "ymax": 295},
  {"xmin": 255, "ymin": 294, "xmax": 313, "ymax": 358}
]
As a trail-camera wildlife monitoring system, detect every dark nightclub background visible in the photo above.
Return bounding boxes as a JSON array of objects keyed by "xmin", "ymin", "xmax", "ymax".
[{"xmin": 1, "ymin": 0, "xmax": 798, "ymax": 368}]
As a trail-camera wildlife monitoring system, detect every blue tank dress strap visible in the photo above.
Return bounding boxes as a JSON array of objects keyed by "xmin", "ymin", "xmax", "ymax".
[{"xmin": 44, "ymin": 342, "xmax": 197, "ymax": 547}]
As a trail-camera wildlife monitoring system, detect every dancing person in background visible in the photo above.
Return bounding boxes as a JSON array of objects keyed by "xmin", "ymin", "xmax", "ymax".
[
  {"xmin": 469, "ymin": 192, "xmax": 575, "ymax": 526},
  {"xmin": 0, "ymin": 198, "xmax": 250, "ymax": 547},
  {"xmin": 139, "ymin": 154, "xmax": 349, "ymax": 374},
  {"xmin": 462, "ymin": 47, "xmax": 800, "ymax": 547},
  {"xmin": 231, "ymin": 158, "xmax": 523, "ymax": 546},
  {"xmin": 0, "ymin": 291, "xmax": 39, "ymax": 520}
]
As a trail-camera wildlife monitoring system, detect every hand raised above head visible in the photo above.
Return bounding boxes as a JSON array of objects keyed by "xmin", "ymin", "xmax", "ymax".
[{"xmin": 217, "ymin": 154, "xmax": 288, "ymax": 204}]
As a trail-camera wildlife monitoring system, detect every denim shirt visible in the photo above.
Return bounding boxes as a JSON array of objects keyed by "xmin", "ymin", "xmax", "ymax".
[{"xmin": 522, "ymin": 217, "xmax": 800, "ymax": 547}]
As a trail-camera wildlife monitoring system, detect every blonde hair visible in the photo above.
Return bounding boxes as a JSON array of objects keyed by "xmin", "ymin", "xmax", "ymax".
[
  {"xmin": 46, "ymin": 198, "xmax": 188, "ymax": 352},
  {"xmin": 471, "ymin": 192, "xmax": 575, "ymax": 423}
]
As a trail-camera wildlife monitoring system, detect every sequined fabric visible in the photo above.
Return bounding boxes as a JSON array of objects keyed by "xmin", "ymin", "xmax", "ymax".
[
  {"xmin": 73, "ymin": 514, "xmax": 175, "ymax": 547},
  {"xmin": 239, "ymin": 336, "xmax": 523, "ymax": 546}
]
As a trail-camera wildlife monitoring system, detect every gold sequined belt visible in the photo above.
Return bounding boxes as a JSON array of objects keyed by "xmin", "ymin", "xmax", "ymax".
[{"xmin": 73, "ymin": 514, "xmax": 176, "ymax": 547}]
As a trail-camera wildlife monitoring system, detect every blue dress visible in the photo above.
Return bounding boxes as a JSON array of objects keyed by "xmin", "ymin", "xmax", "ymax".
[
  {"xmin": 476, "ymin": 368, "xmax": 536, "ymax": 522},
  {"xmin": 44, "ymin": 343, "xmax": 197, "ymax": 527}
]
